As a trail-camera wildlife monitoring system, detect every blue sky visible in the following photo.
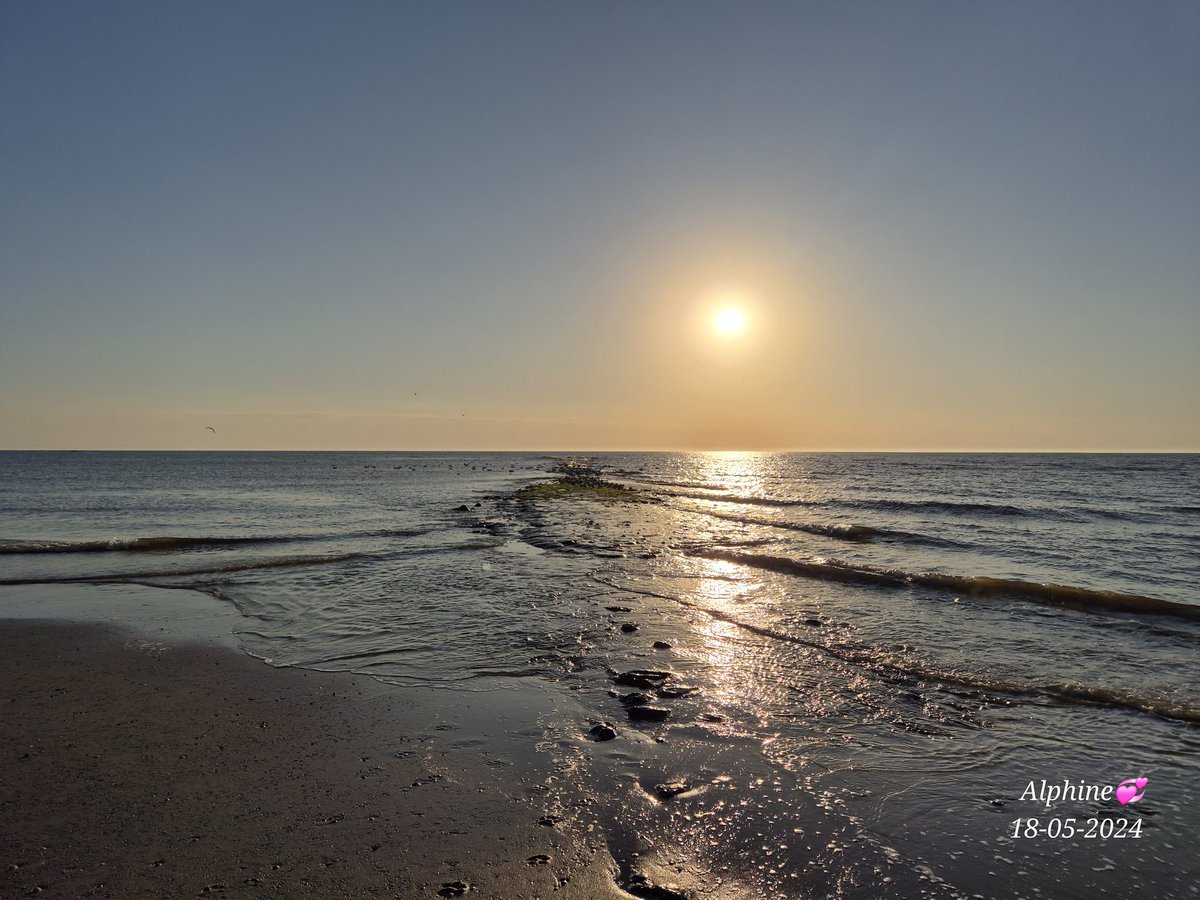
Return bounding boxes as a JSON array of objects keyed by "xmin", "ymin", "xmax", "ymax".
[{"xmin": 2, "ymin": 1, "xmax": 1197, "ymax": 449}]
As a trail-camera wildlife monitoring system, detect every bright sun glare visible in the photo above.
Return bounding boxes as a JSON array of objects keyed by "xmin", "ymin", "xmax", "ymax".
[{"xmin": 715, "ymin": 307, "xmax": 745, "ymax": 335}]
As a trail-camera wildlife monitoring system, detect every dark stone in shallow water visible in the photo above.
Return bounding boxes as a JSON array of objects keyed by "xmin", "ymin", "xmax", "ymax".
[
  {"xmin": 588, "ymin": 723, "xmax": 618, "ymax": 741},
  {"xmin": 654, "ymin": 781, "xmax": 689, "ymax": 799},
  {"xmin": 804, "ymin": 617, "xmax": 823, "ymax": 627},
  {"xmin": 657, "ymin": 685, "xmax": 698, "ymax": 698},
  {"xmin": 619, "ymin": 691, "xmax": 652, "ymax": 706},
  {"xmin": 620, "ymin": 623, "xmax": 639, "ymax": 633},
  {"xmin": 605, "ymin": 605, "xmax": 633, "ymax": 612},
  {"xmin": 627, "ymin": 706, "xmax": 670, "ymax": 722},
  {"xmin": 624, "ymin": 873, "xmax": 690, "ymax": 899},
  {"xmin": 614, "ymin": 669, "xmax": 672, "ymax": 689},
  {"xmin": 652, "ymin": 640, "xmax": 672, "ymax": 650},
  {"xmin": 454, "ymin": 504, "xmax": 470, "ymax": 512}
]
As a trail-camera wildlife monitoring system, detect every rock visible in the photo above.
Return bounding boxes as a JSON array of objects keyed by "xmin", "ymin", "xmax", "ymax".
[
  {"xmin": 613, "ymin": 669, "xmax": 672, "ymax": 689},
  {"xmin": 654, "ymin": 781, "xmax": 689, "ymax": 799},
  {"xmin": 657, "ymin": 685, "xmax": 698, "ymax": 698},
  {"xmin": 652, "ymin": 640, "xmax": 672, "ymax": 650},
  {"xmin": 804, "ymin": 617, "xmax": 823, "ymax": 627},
  {"xmin": 473, "ymin": 501, "xmax": 481, "ymax": 507},
  {"xmin": 438, "ymin": 880, "xmax": 471, "ymax": 897},
  {"xmin": 605, "ymin": 605, "xmax": 633, "ymax": 612},
  {"xmin": 454, "ymin": 504, "xmax": 470, "ymax": 512},
  {"xmin": 588, "ymin": 723, "xmax": 618, "ymax": 741},
  {"xmin": 537, "ymin": 814, "xmax": 563, "ymax": 827},
  {"xmin": 627, "ymin": 706, "xmax": 670, "ymax": 722},
  {"xmin": 624, "ymin": 873, "xmax": 691, "ymax": 899},
  {"xmin": 620, "ymin": 623, "xmax": 639, "ymax": 633},
  {"xmin": 619, "ymin": 691, "xmax": 652, "ymax": 706},
  {"xmin": 527, "ymin": 854, "xmax": 551, "ymax": 865}
]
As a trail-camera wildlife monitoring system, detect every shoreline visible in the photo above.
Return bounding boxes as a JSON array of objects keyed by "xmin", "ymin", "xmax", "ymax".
[
  {"xmin": 0, "ymin": 616, "xmax": 623, "ymax": 899},
  {"xmin": 3, "ymin": 447, "xmax": 1196, "ymax": 899}
]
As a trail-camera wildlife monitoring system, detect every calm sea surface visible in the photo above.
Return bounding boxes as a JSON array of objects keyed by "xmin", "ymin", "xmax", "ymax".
[{"xmin": 2, "ymin": 451, "xmax": 1197, "ymax": 898}]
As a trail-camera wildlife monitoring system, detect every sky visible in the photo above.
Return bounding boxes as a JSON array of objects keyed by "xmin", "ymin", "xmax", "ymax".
[{"xmin": 1, "ymin": 1, "xmax": 1197, "ymax": 451}]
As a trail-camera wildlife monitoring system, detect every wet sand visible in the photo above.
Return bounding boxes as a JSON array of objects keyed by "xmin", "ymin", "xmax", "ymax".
[{"xmin": 0, "ymin": 619, "xmax": 622, "ymax": 899}]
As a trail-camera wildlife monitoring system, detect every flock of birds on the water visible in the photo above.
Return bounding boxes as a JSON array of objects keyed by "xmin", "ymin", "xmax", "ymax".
[
  {"xmin": 201, "ymin": 424, "xmax": 520, "ymax": 474},
  {"xmin": 327, "ymin": 462, "xmax": 520, "ymax": 473}
]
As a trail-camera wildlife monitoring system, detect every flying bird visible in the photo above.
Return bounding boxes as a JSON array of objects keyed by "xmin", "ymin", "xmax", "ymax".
[{"xmin": 205, "ymin": 426, "xmax": 216, "ymax": 434}]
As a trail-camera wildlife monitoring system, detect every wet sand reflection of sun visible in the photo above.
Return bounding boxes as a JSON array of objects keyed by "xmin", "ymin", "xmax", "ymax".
[{"xmin": 684, "ymin": 557, "xmax": 789, "ymax": 727}]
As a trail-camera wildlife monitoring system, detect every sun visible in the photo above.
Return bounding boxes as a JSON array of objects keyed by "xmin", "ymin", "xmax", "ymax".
[{"xmin": 714, "ymin": 307, "xmax": 745, "ymax": 335}]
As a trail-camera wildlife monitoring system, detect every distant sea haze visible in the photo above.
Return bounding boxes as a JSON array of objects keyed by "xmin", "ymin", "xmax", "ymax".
[{"xmin": 2, "ymin": 450, "xmax": 1197, "ymax": 897}]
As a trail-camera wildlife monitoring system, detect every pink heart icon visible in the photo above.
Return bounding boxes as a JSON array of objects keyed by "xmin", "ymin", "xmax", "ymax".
[
  {"xmin": 1135, "ymin": 777, "xmax": 1148, "ymax": 790},
  {"xmin": 1116, "ymin": 783, "xmax": 1138, "ymax": 805}
]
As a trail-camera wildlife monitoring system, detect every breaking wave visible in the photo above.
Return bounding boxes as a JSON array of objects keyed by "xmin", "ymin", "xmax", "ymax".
[
  {"xmin": 0, "ymin": 552, "xmax": 372, "ymax": 585},
  {"xmin": 692, "ymin": 550, "xmax": 1200, "ymax": 622},
  {"xmin": 848, "ymin": 498, "xmax": 1029, "ymax": 517},
  {"xmin": 0, "ymin": 528, "xmax": 428, "ymax": 555},
  {"xmin": 662, "ymin": 487, "xmax": 1030, "ymax": 518},
  {"xmin": 693, "ymin": 509, "xmax": 968, "ymax": 548}
]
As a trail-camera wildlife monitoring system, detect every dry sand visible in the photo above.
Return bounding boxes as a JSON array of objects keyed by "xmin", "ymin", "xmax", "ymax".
[{"xmin": 0, "ymin": 619, "xmax": 625, "ymax": 899}]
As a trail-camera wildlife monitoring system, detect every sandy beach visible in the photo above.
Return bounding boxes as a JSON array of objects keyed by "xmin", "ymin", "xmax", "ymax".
[{"xmin": 0, "ymin": 618, "xmax": 623, "ymax": 900}]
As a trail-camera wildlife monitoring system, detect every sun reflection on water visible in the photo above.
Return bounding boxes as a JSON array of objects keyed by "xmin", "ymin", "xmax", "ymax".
[{"xmin": 693, "ymin": 450, "xmax": 773, "ymax": 497}]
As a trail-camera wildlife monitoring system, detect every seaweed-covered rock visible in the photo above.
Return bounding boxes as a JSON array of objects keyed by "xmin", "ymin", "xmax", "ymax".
[{"xmin": 514, "ymin": 474, "xmax": 657, "ymax": 504}]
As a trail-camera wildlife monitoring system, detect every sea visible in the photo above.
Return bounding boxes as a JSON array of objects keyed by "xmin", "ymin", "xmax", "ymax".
[{"xmin": 1, "ymin": 451, "xmax": 1197, "ymax": 899}]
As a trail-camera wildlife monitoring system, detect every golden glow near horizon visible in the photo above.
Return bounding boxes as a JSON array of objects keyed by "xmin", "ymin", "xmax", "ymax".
[{"xmin": 715, "ymin": 307, "xmax": 746, "ymax": 335}]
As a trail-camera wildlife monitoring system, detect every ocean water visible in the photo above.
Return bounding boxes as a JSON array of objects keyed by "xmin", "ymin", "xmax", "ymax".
[{"xmin": 2, "ymin": 451, "xmax": 1197, "ymax": 898}]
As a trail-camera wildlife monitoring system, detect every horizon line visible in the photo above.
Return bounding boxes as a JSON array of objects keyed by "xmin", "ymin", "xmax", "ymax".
[{"xmin": 3, "ymin": 448, "xmax": 1198, "ymax": 455}]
